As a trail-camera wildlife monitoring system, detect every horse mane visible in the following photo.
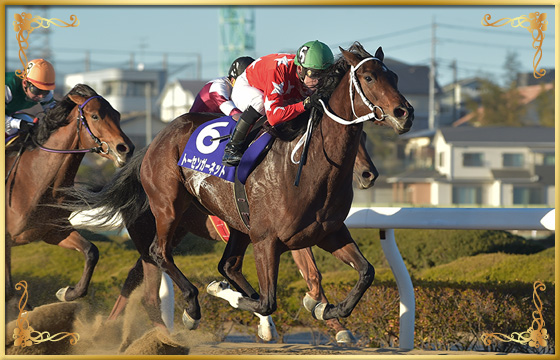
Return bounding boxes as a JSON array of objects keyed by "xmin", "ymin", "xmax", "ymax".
[
  {"xmin": 265, "ymin": 41, "xmax": 373, "ymax": 141},
  {"xmin": 6, "ymin": 84, "xmax": 100, "ymax": 155},
  {"xmin": 317, "ymin": 41, "xmax": 373, "ymax": 99}
]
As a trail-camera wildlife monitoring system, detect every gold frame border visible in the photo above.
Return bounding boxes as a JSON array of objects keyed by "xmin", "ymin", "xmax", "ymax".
[
  {"xmin": 11, "ymin": 281, "xmax": 80, "ymax": 348},
  {"xmin": 12, "ymin": 12, "xmax": 79, "ymax": 80},
  {"xmin": 481, "ymin": 281, "xmax": 550, "ymax": 349},
  {"xmin": 1, "ymin": 3, "xmax": 558, "ymax": 360},
  {"xmin": 481, "ymin": 12, "xmax": 547, "ymax": 79}
]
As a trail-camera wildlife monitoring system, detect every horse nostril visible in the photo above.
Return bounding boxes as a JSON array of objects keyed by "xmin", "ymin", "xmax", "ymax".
[
  {"xmin": 116, "ymin": 143, "xmax": 129, "ymax": 154},
  {"xmin": 394, "ymin": 106, "xmax": 408, "ymax": 119},
  {"xmin": 362, "ymin": 171, "xmax": 373, "ymax": 179}
]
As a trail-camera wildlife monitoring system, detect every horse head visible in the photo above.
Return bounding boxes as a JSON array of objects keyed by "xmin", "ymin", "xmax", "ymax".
[
  {"xmin": 353, "ymin": 131, "xmax": 378, "ymax": 189},
  {"xmin": 340, "ymin": 45, "xmax": 414, "ymax": 135},
  {"xmin": 68, "ymin": 90, "xmax": 135, "ymax": 167}
]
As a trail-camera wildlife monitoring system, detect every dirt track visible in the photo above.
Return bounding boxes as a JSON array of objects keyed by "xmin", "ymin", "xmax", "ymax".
[{"xmin": 5, "ymin": 301, "xmax": 507, "ymax": 357}]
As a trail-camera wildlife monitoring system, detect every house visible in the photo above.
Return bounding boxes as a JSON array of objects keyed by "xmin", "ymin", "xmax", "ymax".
[
  {"xmin": 438, "ymin": 77, "xmax": 483, "ymax": 127},
  {"xmin": 158, "ymin": 79, "xmax": 209, "ymax": 122},
  {"xmin": 384, "ymin": 59, "xmax": 441, "ymax": 131},
  {"xmin": 64, "ymin": 68, "xmax": 167, "ymax": 115},
  {"xmin": 453, "ymin": 83, "xmax": 554, "ymax": 127},
  {"xmin": 388, "ymin": 127, "xmax": 554, "ymax": 207}
]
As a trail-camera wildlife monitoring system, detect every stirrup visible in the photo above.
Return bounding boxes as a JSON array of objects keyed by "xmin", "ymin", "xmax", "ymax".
[{"xmin": 222, "ymin": 149, "xmax": 243, "ymax": 166}]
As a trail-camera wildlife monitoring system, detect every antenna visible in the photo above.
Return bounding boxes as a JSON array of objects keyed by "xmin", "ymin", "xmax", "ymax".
[{"xmin": 218, "ymin": 6, "xmax": 256, "ymax": 76}]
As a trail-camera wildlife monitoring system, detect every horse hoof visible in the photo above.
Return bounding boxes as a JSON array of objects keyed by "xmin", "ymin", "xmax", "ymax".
[
  {"xmin": 182, "ymin": 310, "xmax": 200, "ymax": 330},
  {"xmin": 302, "ymin": 293, "xmax": 320, "ymax": 312},
  {"xmin": 336, "ymin": 330, "xmax": 356, "ymax": 345},
  {"xmin": 206, "ymin": 280, "xmax": 230, "ymax": 297},
  {"xmin": 56, "ymin": 287, "xmax": 69, "ymax": 302},
  {"xmin": 312, "ymin": 302, "xmax": 327, "ymax": 321},
  {"xmin": 256, "ymin": 315, "xmax": 278, "ymax": 342}
]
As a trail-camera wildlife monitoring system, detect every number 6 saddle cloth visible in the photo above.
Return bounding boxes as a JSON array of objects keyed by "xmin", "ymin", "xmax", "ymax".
[{"xmin": 178, "ymin": 116, "xmax": 273, "ymax": 185}]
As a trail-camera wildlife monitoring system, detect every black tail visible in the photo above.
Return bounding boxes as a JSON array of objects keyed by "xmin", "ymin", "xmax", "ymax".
[{"xmin": 63, "ymin": 147, "xmax": 150, "ymax": 230}]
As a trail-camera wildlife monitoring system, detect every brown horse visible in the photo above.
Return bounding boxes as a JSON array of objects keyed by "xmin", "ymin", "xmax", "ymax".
[
  {"xmin": 100, "ymin": 129, "xmax": 376, "ymax": 343},
  {"xmin": 139, "ymin": 43, "xmax": 412, "ymax": 328},
  {"xmin": 62, "ymin": 42, "xmax": 411, "ymax": 332},
  {"xmin": 4, "ymin": 84, "xmax": 134, "ymax": 309}
]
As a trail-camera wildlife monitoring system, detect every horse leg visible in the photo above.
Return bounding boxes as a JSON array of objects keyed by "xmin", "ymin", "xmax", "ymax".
[
  {"xmin": 107, "ymin": 257, "xmax": 144, "ymax": 320},
  {"xmin": 212, "ymin": 239, "xmax": 282, "ymax": 317},
  {"xmin": 145, "ymin": 190, "xmax": 201, "ymax": 330},
  {"xmin": 291, "ymin": 247, "xmax": 355, "ymax": 344},
  {"xmin": 43, "ymin": 230, "xmax": 99, "ymax": 302},
  {"xmin": 208, "ymin": 231, "xmax": 278, "ymax": 342},
  {"xmin": 314, "ymin": 226, "xmax": 374, "ymax": 321},
  {"xmin": 140, "ymin": 259, "xmax": 167, "ymax": 331},
  {"xmin": 216, "ymin": 230, "xmax": 258, "ymax": 298}
]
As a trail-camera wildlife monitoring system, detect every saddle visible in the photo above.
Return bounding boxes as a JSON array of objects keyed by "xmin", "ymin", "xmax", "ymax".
[{"xmin": 179, "ymin": 111, "xmax": 316, "ymax": 230}]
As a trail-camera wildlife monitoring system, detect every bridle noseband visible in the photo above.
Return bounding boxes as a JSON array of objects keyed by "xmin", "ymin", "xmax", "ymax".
[
  {"xmin": 320, "ymin": 57, "xmax": 388, "ymax": 125},
  {"xmin": 33, "ymin": 95, "xmax": 110, "ymax": 154}
]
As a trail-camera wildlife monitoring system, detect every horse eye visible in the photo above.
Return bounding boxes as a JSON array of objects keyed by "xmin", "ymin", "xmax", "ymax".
[
  {"xmin": 364, "ymin": 75, "xmax": 374, "ymax": 83},
  {"xmin": 91, "ymin": 114, "xmax": 99, "ymax": 121}
]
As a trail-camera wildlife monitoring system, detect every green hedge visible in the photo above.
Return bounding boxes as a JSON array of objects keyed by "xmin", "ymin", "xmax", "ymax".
[{"xmin": 196, "ymin": 280, "xmax": 555, "ymax": 353}]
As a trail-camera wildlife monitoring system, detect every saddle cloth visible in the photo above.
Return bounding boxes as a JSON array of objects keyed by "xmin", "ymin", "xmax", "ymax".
[
  {"xmin": 208, "ymin": 215, "xmax": 230, "ymax": 243},
  {"xmin": 178, "ymin": 116, "xmax": 273, "ymax": 184}
]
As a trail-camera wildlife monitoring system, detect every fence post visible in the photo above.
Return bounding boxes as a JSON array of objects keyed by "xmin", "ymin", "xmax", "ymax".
[
  {"xmin": 159, "ymin": 272, "xmax": 175, "ymax": 331},
  {"xmin": 379, "ymin": 229, "xmax": 415, "ymax": 350}
]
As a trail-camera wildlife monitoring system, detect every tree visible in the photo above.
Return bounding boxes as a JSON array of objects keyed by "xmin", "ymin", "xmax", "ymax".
[
  {"xmin": 465, "ymin": 78, "xmax": 526, "ymax": 127},
  {"xmin": 535, "ymin": 83, "xmax": 555, "ymax": 127}
]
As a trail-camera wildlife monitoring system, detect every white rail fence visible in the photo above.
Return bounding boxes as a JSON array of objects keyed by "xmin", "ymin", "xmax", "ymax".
[
  {"xmin": 72, "ymin": 207, "xmax": 555, "ymax": 350},
  {"xmin": 344, "ymin": 207, "xmax": 555, "ymax": 350}
]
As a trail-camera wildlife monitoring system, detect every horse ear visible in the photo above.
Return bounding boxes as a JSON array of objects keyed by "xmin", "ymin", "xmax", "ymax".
[
  {"xmin": 340, "ymin": 47, "xmax": 359, "ymax": 67},
  {"xmin": 68, "ymin": 94, "xmax": 87, "ymax": 106},
  {"xmin": 375, "ymin": 47, "xmax": 384, "ymax": 61}
]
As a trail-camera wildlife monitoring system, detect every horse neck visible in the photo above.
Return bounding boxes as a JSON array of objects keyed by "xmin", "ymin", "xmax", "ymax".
[
  {"xmin": 37, "ymin": 107, "xmax": 86, "ymax": 187},
  {"xmin": 313, "ymin": 71, "xmax": 363, "ymax": 176}
]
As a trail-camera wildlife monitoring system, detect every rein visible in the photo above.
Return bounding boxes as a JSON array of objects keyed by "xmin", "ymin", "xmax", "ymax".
[{"xmin": 33, "ymin": 95, "xmax": 109, "ymax": 154}]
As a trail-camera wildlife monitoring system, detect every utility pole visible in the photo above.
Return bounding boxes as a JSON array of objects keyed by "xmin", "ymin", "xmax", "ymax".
[
  {"xmin": 451, "ymin": 60, "xmax": 458, "ymax": 122},
  {"xmin": 428, "ymin": 17, "xmax": 436, "ymax": 131}
]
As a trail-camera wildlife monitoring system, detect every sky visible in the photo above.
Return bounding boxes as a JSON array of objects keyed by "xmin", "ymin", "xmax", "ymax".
[{"xmin": 4, "ymin": 5, "xmax": 556, "ymax": 87}]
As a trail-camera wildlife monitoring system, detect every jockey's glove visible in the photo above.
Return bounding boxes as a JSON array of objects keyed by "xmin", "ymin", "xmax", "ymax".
[
  {"xmin": 18, "ymin": 121, "xmax": 35, "ymax": 134},
  {"xmin": 303, "ymin": 92, "xmax": 324, "ymax": 112}
]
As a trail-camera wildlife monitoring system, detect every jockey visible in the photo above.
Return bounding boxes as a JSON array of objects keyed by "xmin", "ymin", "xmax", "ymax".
[
  {"xmin": 222, "ymin": 40, "xmax": 334, "ymax": 166},
  {"xmin": 189, "ymin": 56, "xmax": 255, "ymax": 116},
  {"xmin": 5, "ymin": 58, "xmax": 57, "ymax": 136}
]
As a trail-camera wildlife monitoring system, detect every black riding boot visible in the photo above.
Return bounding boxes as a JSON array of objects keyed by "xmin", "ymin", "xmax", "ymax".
[{"xmin": 222, "ymin": 106, "xmax": 261, "ymax": 166}]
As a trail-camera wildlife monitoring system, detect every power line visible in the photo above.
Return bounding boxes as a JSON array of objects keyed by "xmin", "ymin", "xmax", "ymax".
[{"xmin": 333, "ymin": 24, "xmax": 430, "ymax": 48}]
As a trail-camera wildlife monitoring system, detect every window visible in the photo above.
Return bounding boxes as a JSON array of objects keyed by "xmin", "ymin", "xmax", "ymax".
[
  {"xmin": 452, "ymin": 186, "xmax": 482, "ymax": 205},
  {"xmin": 503, "ymin": 153, "xmax": 524, "ymax": 167},
  {"xmin": 513, "ymin": 187, "xmax": 544, "ymax": 205},
  {"xmin": 543, "ymin": 153, "xmax": 555, "ymax": 166},
  {"xmin": 462, "ymin": 153, "xmax": 483, "ymax": 167},
  {"xmin": 438, "ymin": 152, "xmax": 444, "ymax": 167}
]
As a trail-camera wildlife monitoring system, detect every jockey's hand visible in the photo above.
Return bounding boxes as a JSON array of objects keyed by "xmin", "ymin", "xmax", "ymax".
[
  {"xmin": 303, "ymin": 92, "xmax": 324, "ymax": 111},
  {"xmin": 19, "ymin": 121, "xmax": 35, "ymax": 135}
]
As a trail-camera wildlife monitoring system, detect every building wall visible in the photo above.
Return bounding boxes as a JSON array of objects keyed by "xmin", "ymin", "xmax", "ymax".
[{"xmin": 409, "ymin": 183, "xmax": 431, "ymax": 205}]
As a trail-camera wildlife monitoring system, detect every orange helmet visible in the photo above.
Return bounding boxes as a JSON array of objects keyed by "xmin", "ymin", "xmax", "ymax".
[{"xmin": 26, "ymin": 59, "xmax": 56, "ymax": 90}]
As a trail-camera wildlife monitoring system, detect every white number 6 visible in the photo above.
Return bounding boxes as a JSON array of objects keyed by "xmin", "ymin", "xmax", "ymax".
[{"xmin": 196, "ymin": 121, "xmax": 229, "ymax": 154}]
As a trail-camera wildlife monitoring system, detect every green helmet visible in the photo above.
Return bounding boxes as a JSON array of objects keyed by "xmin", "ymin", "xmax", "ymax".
[{"xmin": 294, "ymin": 40, "xmax": 334, "ymax": 70}]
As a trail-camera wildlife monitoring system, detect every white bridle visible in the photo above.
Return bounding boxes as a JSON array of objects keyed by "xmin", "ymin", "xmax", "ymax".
[
  {"xmin": 292, "ymin": 57, "xmax": 387, "ymax": 164},
  {"xmin": 320, "ymin": 57, "xmax": 386, "ymax": 125}
]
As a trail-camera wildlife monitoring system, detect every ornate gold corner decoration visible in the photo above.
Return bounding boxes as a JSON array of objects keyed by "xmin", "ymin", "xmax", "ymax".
[
  {"xmin": 482, "ymin": 12, "xmax": 547, "ymax": 79},
  {"xmin": 13, "ymin": 12, "xmax": 79, "ymax": 80},
  {"xmin": 12, "ymin": 281, "xmax": 80, "ymax": 348},
  {"xmin": 481, "ymin": 281, "xmax": 548, "ymax": 348}
]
